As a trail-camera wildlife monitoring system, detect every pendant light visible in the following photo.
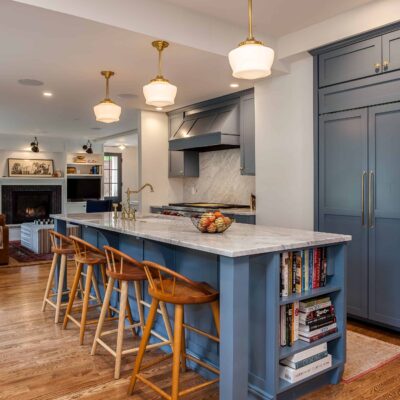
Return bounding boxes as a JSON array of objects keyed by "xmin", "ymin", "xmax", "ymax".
[
  {"xmin": 143, "ymin": 40, "xmax": 177, "ymax": 107},
  {"xmin": 93, "ymin": 71, "xmax": 122, "ymax": 123},
  {"xmin": 228, "ymin": 0, "xmax": 275, "ymax": 80}
]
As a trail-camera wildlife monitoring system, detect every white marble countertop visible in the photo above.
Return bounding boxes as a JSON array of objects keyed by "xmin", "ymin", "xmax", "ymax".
[{"xmin": 51, "ymin": 212, "xmax": 351, "ymax": 258}]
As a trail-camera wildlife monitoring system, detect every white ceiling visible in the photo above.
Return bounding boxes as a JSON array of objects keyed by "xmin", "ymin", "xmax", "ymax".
[
  {"xmin": 162, "ymin": 0, "xmax": 375, "ymax": 37},
  {"xmin": 0, "ymin": 0, "xmax": 252, "ymax": 139}
]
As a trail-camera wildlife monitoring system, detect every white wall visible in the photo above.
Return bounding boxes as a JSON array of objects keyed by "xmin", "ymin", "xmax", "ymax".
[
  {"xmin": 139, "ymin": 111, "xmax": 183, "ymax": 213},
  {"xmin": 255, "ymin": 55, "xmax": 314, "ymax": 230}
]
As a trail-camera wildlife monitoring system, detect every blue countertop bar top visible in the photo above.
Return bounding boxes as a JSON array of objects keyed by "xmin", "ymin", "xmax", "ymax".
[{"xmin": 51, "ymin": 212, "xmax": 351, "ymax": 257}]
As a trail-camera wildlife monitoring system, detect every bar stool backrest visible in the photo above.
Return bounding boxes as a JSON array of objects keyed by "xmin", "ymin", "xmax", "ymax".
[
  {"xmin": 69, "ymin": 235, "xmax": 104, "ymax": 258},
  {"xmin": 103, "ymin": 245, "xmax": 144, "ymax": 274},
  {"xmin": 142, "ymin": 260, "xmax": 213, "ymax": 300},
  {"xmin": 49, "ymin": 230, "xmax": 72, "ymax": 250}
]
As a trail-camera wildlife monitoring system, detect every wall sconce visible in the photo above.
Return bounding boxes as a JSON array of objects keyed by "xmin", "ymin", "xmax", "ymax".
[
  {"xmin": 30, "ymin": 137, "xmax": 39, "ymax": 153},
  {"xmin": 83, "ymin": 140, "xmax": 93, "ymax": 154}
]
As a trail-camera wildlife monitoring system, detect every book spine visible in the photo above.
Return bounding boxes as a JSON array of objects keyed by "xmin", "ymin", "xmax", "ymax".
[
  {"xmin": 288, "ymin": 253, "xmax": 293, "ymax": 294},
  {"xmin": 282, "ymin": 350, "xmax": 328, "ymax": 369},
  {"xmin": 281, "ymin": 252, "xmax": 289, "ymax": 297},
  {"xmin": 280, "ymin": 305, "xmax": 287, "ymax": 346},
  {"xmin": 302, "ymin": 314, "xmax": 336, "ymax": 328},
  {"xmin": 320, "ymin": 247, "xmax": 327, "ymax": 287},
  {"xmin": 299, "ymin": 300, "xmax": 331, "ymax": 313},
  {"xmin": 299, "ymin": 327, "xmax": 338, "ymax": 343},
  {"xmin": 299, "ymin": 317, "xmax": 337, "ymax": 332},
  {"xmin": 280, "ymin": 355, "xmax": 332, "ymax": 383},
  {"xmin": 293, "ymin": 301, "xmax": 299, "ymax": 342},
  {"xmin": 304, "ymin": 250, "xmax": 309, "ymax": 292},
  {"xmin": 313, "ymin": 248, "xmax": 321, "ymax": 288},
  {"xmin": 292, "ymin": 253, "xmax": 296, "ymax": 294},
  {"xmin": 286, "ymin": 304, "xmax": 292, "ymax": 346},
  {"xmin": 295, "ymin": 252, "xmax": 302, "ymax": 294},
  {"xmin": 309, "ymin": 249, "xmax": 313, "ymax": 290},
  {"xmin": 286, "ymin": 342, "xmax": 328, "ymax": 363},
  {"xmin": 299, "ymin": 322, "xmax": 337, "ymax": 337},
  {"xmin": 299, "ymin": 305, "xmax": 335, "ymax": 323}
]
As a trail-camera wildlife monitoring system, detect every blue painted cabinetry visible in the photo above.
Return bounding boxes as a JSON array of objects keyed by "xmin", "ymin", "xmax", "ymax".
[{"xmin": 315, "ymin": 24, "xmax": 400, "ymax": 330}]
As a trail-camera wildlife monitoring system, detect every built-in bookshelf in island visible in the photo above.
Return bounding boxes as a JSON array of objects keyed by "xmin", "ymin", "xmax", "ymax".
[{"xmin": 261, "ymin": 243, "xmax": 346, "ymax": 398}]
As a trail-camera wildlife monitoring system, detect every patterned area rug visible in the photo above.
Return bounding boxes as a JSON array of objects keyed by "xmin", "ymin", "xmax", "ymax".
[
  {"xmin": 8, "ymin": 241, "xmax": 54, "ymax": 266},
  {"xmin": 343, "ymin": 330, "xmax": 400, "ymax": 383}
]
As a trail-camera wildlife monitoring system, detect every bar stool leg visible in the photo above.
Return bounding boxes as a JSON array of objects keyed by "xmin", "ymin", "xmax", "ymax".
[
  {"xmin": 41, "ymin": 252, "xmax": 58, "ymax": 312},
  {"xmin": 54, "ymin": 254, "xmax": 67, "ymax": 324},
  {"xmin": 91, "ymin": 276, "xmax": 115, "ymax": 356},
  {"xmin": 91, "ymin": 268, "xmax": 102, "ymax": 305},
  {"xmin": 128, "ymin": 298, "xmax": 160, "ymax": 395},
  {"xmin": 160, "ymin": 301, "xmax": 174, "ymax": 351},
  {"xmin": 63, "ymin": 263, "xmax": 83, "ymax": 329},
  {"xmin": 181, "ymin": 308, "xmax": 187, "ymax": 372},
  {"xmin": 211, "ymin": 300, "xmax": 220, "ymax": 337},
  {"xmin": 80, "ymin": 264, "xmax": 94, "ymax": 345},
  {"xmin": 171, "ymin": 304, "xmax": 184, "ymax": 400},
  {"xmin": 115, "ymin": 280, "xmax": 128, "ymax": 379},
  {"xmin": 134, "ymin": 281, "xmax": 145, "ymax": 336}
]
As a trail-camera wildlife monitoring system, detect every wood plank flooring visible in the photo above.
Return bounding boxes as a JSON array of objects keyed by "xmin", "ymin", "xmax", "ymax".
[{"xmin": 0, "ymin": 263, "xmax": 399, "ymax": 400}]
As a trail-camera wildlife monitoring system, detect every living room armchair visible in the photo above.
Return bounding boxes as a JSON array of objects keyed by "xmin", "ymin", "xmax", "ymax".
[{"xmin": 0, "ymin": 214, "xmax": 9, "ymax": 265}]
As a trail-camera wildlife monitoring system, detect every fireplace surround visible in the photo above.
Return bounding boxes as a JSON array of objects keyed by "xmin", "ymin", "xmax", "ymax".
[{"xmin": 1, "ymin": 185, "xmax": 62, "ymax": 224}]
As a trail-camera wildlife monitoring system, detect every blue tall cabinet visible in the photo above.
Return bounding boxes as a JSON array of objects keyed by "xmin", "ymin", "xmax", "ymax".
[{"xmin": 314, "ymin": 23, "xmax": 400, "ymax": 330}]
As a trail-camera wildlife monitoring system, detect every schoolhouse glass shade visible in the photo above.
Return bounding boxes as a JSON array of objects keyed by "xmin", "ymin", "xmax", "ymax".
[
  {"xmin": 143, "ymin": 79, "xmax": 177, "ymax": 107},
  {"xmin": 93, "ymin": 100, "xmax": 121, "ymax": 123},
  {"xmin": 229, "ymin": 42, "xmax": 275, "ymax": 80}
]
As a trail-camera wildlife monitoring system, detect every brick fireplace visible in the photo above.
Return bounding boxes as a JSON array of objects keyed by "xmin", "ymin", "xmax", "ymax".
[{"xmin": 1, "ymin": 185, "xmax": 62, "ymax": 224}]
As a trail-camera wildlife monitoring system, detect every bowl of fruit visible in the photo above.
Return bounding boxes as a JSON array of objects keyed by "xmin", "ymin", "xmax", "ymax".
[{"xmin": 191, "ymin": 211, "xmax": 233, "ymax": 234}]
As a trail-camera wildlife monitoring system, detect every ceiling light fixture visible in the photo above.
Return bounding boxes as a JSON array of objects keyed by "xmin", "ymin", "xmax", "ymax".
[
  {"xmin": 143, "ymin": 40, "xmax": 177, "ymax": 107},
  {"xmin": 118, "ymin": 144, "xmax": 126, "ymax": 150},
  {"xmin": 230, "ymin": 83, "xmax": 239, "ymax": 88},
  {"xmin": 30, "ymin": 136, "xmax": 39, "ymax": 153},
  {"xmin": 43, "ymin": 91, "xmax": 53, "ymax": 97},
  {"xmin": 156, "ymin": 107, "xmax": 163, "ymax": 111},
  {"xmin": 93, "ymin": 71, "xmax": 122, "ymax": 123},
  {"xmin": 228, "ymin": 0, "xmax": 274, "ymax": 80},
  {"xmin": 83, "ymin": 140, "xmax": 93, "ymax": 154}
]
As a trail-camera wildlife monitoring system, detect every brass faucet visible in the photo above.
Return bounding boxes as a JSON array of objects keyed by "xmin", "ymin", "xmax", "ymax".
[{"xmin": 126, "ymin": 183, "xmax": 154, "ymax": 194}]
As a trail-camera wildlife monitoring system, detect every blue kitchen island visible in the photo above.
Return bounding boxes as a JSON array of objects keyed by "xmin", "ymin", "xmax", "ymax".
[{"xmin": 52, "ymin": 212, "xmax": 351, "ymax": 400}]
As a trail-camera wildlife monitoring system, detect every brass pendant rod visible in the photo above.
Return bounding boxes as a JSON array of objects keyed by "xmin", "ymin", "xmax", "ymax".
[
  {"xmin": 105, "ymin": 75, "xmax": 110, "ymax": 99},
  {"xmin": 248, "ymin": 0, "xmax": 254, "ymax": 41},
  {"xmin": 158, "ymin": 48, "xmax": 163, "ymax": 78}
]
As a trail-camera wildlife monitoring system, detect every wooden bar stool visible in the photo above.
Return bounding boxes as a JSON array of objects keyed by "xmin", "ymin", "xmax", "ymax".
[
  {"xmin": 41, "ymin": 230, "xmax": 75, "ymax": 323},
  {"xmin": 92, "ymin": 246, "xmax": 174, "ymax": 379},
  {"xmin": 63, "ymin": 235, "xmax": 109, "ymax": 345},
  {"xmin": 128, "ymin": 261, "xmax": 220, "ymax": 400}
]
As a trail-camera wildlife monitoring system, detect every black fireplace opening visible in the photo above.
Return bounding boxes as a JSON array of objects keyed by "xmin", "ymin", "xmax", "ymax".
[
  {"xmin": 1, "ymin": 185, "xmax": 62, "ymax": 224},
  {"xmin": 13, "ymin": 191, "xmax": 52, "ymax": 224}
]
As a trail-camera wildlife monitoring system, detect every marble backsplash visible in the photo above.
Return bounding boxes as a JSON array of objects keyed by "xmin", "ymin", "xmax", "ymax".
[{"xmin": 183, "ymin": 149, "xmax": 255, "ymax": 205}]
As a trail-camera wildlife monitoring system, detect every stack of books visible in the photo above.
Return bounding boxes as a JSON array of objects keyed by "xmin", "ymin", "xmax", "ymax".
[
  {"xmin": 279, "ymin": 343, "xmax": 332, "ymax": 383},
  {"xmin": 299, "ymin": 296, "xmax": 337, "ymax": 343},
  {"xmin": 280, "ymin": 248, "xmax": 327, "ymax": 296},
  {"xmin": 280, "ymin": 296, "xmax": 337, "ymax": 346}
]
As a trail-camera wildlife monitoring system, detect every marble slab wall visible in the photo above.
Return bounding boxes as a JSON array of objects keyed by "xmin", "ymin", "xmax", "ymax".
[{"xmin": 183, "ymin": 149, "xmax": 255, "ymax": 205}]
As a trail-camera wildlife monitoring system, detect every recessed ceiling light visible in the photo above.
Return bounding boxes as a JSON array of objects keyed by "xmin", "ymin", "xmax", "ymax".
[
  {"xmin": 230, "ymin": 83, "xmax": 239, "ymax": 88},
  {"xmin": 117, "ymin": 93, "xmax": 137, "ymax": 99},
  {"xmin": 118, "ymin": 144, "xmax": 126, "ymax": 150},
  {"xmin": 43, "ymin": 91, "xmax": 53, "ymax": 97},
  {"xmin": 18, "ymin": 79, "xmax": 44, "ymax": 86},
  {"xmin": 156, "ymin": 107, "xmax": 163, "ymax": 111}
]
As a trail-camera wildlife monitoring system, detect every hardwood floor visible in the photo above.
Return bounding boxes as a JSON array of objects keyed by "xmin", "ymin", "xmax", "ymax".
[{"xmin": 0, "ymin": 263, "xmax": 399, "ymax": 400}]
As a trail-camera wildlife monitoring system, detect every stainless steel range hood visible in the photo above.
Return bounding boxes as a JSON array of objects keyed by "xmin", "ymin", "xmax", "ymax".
[{"xmin": 169, "ymin": 102, "xmax": 240, "ymax": 152}]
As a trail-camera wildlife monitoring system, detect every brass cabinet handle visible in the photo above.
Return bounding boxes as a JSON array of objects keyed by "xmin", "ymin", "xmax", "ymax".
[
  {"xmin": 368, "ymin": 171, "xmax": 375, "ymax": 228},
  {"xmin": 361, "ymin": 171, "xmax": 367, "ymax": 226},
  {"xmin": 374, "ymin": 63, "xmax": 381, "ymax": 72},
  {"xmin": 383, "ymin": 60, "xmax": 390, "ymax": 71}
]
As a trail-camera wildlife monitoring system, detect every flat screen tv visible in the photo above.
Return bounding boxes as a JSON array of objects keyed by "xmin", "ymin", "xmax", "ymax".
[{"xmin": 67, "ymin": 178, "xmax": 101, "ymax": 202}]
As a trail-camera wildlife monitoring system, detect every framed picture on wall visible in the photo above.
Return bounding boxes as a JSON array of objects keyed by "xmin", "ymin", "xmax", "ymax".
[{"xmin": 7, "ymin": 158, "xmax": 54, "ymax": 177}]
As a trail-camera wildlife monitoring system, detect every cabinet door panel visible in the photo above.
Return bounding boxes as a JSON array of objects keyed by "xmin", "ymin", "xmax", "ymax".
[
  {"xmin": 319, "ymin": 37, "xmax": 382, "ymax": 87},
  {"xmin": 368, "ymin": 103, "xmax": 400, "ymax": 328},
  {"xmin": 240, "ymin": 93, "xmax": 255, "ymax": 175},
  {"xmin": 382, "ymin": 30, "xmax": 400, "ymax": 73},
  {"xmin": 319, "ymin": 109, "xmax": 368, "ymax": 317}
]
